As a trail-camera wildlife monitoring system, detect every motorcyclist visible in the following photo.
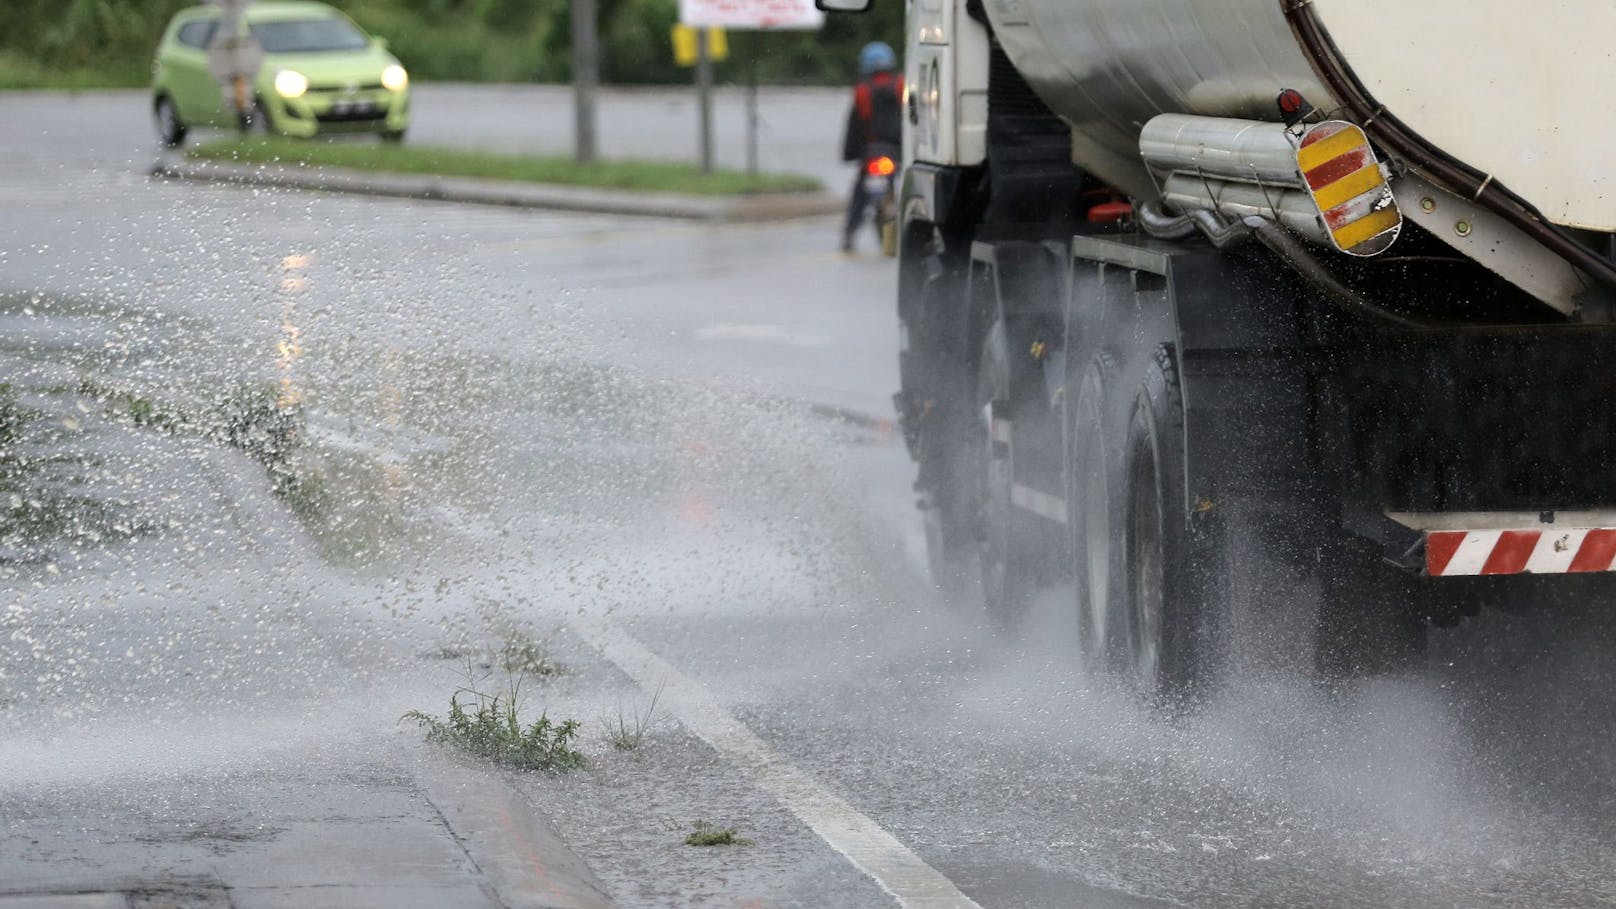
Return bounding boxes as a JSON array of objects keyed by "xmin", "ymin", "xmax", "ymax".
[{"xmin": 840, "ymin": 41, "xmax": 903, "ymax": 252}]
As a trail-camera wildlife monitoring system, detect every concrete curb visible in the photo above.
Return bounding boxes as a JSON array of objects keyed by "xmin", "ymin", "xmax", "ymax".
[
  {"xmin": 421, "ymin": 758, "xmax": 616, "ymax": 909},
  {"xmin": 149, "ymin": 157, "xmax": 842, "ymax": 222}
]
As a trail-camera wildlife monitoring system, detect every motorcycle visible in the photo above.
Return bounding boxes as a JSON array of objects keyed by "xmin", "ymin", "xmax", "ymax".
[{"xmin": 861, "ymin": 143, "xmax": 900, "ymax": 257}]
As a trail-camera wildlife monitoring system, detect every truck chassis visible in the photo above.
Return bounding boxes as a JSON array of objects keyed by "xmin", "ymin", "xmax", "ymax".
[{"xmin": 897, "ymin": 110, "xmax": 1616, "ymax": 701}]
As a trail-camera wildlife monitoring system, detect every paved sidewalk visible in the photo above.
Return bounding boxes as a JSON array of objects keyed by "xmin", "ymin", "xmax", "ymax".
[{"xmin": 0, "ymin": 754, "xmax": 613, "ymax": 909}]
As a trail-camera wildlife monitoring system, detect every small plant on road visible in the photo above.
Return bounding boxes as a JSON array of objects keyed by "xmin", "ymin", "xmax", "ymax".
[
  {"xmin": 684, "ymin": 821, "xmax": 752, "ymax": 847},
  {"xmin": 603, "ymin": 684, "xmax": 662, "ymax": 752},
  {"xmin": 404, "ymin": 668, "xmax": 584, "ymax": 772}
]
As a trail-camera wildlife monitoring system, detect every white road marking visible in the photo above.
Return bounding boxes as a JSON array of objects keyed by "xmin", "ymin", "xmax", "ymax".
[
  {"xmin": 693, "ymin": 323, "xmax": 829, "ymax": 348},
  {"xmin": 574, "ymin": 619, "xmax": 983, "ymax": 909}
]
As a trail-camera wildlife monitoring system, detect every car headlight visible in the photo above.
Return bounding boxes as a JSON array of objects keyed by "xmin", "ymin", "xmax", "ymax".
[
  {"xmin": 381, "ymin": 64, "xmax": 408, "ymax": 93},
  {"xmin": 274, "ymin": 70, "xmax": 309, "ymax": 99}
]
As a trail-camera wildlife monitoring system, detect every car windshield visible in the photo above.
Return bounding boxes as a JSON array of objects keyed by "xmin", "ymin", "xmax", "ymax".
[{"xmin": 249, "ymin": 17, "xmax": 369, "ymax": 53}]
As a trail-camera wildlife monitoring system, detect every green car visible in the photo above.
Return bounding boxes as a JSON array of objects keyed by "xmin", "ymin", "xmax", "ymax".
[{"xmin": 152, "ymin": 1, "xmax": 410, "ymax": 147}]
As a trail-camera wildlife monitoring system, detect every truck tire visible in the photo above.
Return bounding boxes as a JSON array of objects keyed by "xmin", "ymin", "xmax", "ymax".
[
  {"xmin": 899, "ymin": 219, "xmax": 982, "ymax": 605},
  {"xmin": 1069, "ymin": 360, "xmax": 1118, "ymax": 674},
  {"xmin": 973, "ymin": 316, "xmax": 1037, "ymax": 628},
  {"xmin": 919, "ymin": 419, "xmax": 982, "ymax": 608},
  {"xmin": 1117, "ymin": 346, "xmax": 1223, "ymax": 704}
]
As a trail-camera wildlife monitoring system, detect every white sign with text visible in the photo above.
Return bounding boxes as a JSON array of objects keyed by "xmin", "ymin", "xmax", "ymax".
[{"xmin": 677, "ymin": 0, "xmax": 824, "ymax": 30}]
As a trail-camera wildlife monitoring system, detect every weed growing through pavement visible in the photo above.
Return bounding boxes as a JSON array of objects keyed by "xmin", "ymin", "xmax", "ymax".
[
  {"xmin": 404, "ymin": 660, "xmax": 584, "ymax": 771},
  {"xmin": 684, "ymin": 821, "xmax": 752, "ymax": 847},
  {"xmin": 603, "ymin": 683, "xmax": 663, "ymax": 752}
]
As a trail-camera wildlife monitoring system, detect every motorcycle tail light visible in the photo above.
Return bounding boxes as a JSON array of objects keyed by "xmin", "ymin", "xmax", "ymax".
[{"xmin": 866, "ymin": 156, "xmax": 896, "ymax": 177}]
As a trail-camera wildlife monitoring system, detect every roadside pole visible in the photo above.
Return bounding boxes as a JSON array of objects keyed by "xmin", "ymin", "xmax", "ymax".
[
  {"xmin": 676, "ymin": 0, "xmax": 822, "ymax": 177},
  {"xmin": 571, "ymin": 0, "xmax": 599, "ymax": 164},
  {"xmin": 206, "ymin": 0, "xmax": 263, "ymax": 132},
  {"xmin": 695, "ymin": 29, "xmax": 715, "ymax": 175},
  {"xmin": 746, "ymin": 38, "xmax": 758, "ymax": 179}
]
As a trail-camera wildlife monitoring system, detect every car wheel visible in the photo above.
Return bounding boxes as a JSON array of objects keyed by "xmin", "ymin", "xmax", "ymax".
[
  {"xmin": 244, "ymin": 99, "xmax": 274, "ymax": 136},
  {"xmin": 154, "ymin": 96, "xmax": 187, "ymax": 149}
]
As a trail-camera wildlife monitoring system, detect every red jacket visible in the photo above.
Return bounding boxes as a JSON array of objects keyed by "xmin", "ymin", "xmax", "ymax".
[{"xmin": 843, "ymin": 71, "xmax": 904, "ymax": 161}]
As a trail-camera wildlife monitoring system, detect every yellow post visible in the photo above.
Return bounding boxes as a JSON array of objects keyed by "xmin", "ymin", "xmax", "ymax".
[{"xmin": 671, "ymin": 25, "xmax": 728, "ymax": 67}]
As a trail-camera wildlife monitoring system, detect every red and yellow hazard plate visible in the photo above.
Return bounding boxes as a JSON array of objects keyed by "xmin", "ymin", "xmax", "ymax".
[{"xmin": 1296, "ymin": 121, "xmax": 1401, "ymax": 256}]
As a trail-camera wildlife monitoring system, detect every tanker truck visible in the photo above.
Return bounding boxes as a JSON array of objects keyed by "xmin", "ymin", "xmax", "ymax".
[{"xmin": 818, "ymin": 0, "xmax": 1616, "ymax": 700}]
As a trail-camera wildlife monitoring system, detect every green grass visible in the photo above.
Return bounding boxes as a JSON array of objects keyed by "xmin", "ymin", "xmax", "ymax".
[
  {"xmin": 188, "ymin": 137, "xmax": 822, "ymax": 196},
  {"xmin": 405, "ymin": 669, "xmax": 584, "ymax": 772},
  {"xmin": 684, "ymin": 821, "xmax": 752, "ymax": 847},
  {"xmin": 603, "ymin": 685, "xmax": 662, "ymax": 753},
  {"xmin": 0, "ymin": 51, "xmax": 148, "ymax": 90}
]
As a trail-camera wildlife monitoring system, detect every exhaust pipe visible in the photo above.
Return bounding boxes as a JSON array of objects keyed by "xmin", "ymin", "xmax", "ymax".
[{"xmin": 1140, "ymin": 113, "xmax": 1401, "ymax": 256}]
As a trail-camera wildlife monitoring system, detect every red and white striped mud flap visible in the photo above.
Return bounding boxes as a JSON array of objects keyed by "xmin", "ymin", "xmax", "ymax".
[{"xmin": 1426, "ymin": 528, "xmax": 1616, "ymax": 576}]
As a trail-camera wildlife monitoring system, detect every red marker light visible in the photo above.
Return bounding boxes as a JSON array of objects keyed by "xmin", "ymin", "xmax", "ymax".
[
  {"xmin": 866, "ymin": 155, "xmax": 896, "ymax": 177},
  {"xmin": 1276, "ymin": 88, "xmax": 1315, "ymax": 127}
]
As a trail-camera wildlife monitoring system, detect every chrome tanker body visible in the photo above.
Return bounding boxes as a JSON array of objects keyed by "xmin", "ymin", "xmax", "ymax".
[{"xmin": 823, "ymin": 0, "xmax": 1616, "ymax": 698}]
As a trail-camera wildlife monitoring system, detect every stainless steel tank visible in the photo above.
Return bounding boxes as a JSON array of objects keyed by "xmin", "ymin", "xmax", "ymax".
[
  {"xmin": 981, "ymin": 0, "xmax": 1331, "ymax": 199},
  {"xmin": 977, "ymin": 0, "xmax": 1616, "ymax": 234}
]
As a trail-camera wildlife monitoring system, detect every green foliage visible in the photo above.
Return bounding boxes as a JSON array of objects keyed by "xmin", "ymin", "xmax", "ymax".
[
  {"xmin": 603, "ymin": 684, "xmax": 661, "ymax": 752},
  {"xmin": 405, "ymin": 672, "xmax": 586, "ymax": 771},
  {"xmin": 684, "ymin": 821, "xmax": 752, "ymax": 846},
  {"xmin": 1, "ymin": 0, "xmax": 904, "ymax": 88},
  {"xmin": 189, "ymin": 136, "xmax": 823, "ymax": 194},
  {"xmin": 1, "ymin": 0, "xmax": 190, "ymax": 87},
  {"xmin": 0, "ymin": 385, "xmax": 25, "ymax": 449}
]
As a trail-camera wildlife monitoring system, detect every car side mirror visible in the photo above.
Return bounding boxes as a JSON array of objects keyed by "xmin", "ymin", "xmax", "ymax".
[
  {"xmin": 815, "ymin": 0, "xmax": 871, "ymax": 10},
  {"xmin": 373, "ymin": 36, "xmax": 389, "ymax": 51}
]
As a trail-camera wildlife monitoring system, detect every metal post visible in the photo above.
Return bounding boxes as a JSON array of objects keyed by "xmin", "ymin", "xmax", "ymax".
[
  {"xmin": 571, "ymin": 0, "xmax": 599, "ymax": 164},
  {"xmin": 208, "ymin": 0, "xmax": 259, "ymax": 130},
  {"xmin": 746, "ymin": 39, "xmax": 758, "ymax": 179},
  {"xmin": 696, "ymin": 28, "xmax": 714, "ymax": 175}
]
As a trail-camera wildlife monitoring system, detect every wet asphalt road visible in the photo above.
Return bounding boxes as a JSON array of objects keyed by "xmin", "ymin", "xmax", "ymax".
[{"xmin": 4, "ymin": 88, "xmax": 1616, "ymax": 908}]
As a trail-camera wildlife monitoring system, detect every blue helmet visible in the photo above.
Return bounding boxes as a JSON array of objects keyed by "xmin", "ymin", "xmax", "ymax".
[{"xmin": 859, "ymin": 41, "xmax": 897, "ymax": 76}]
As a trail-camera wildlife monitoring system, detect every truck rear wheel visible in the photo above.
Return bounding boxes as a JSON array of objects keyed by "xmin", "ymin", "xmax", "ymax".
[
  {"xmin": 1117, "ymin": 347, "xmax": 1222, "ymax": 703},
  {"xmin": 919, "ymin": 421, "xmax": 982, "ymax": 607},
  {"xmin": 973, "ymin": 316, "xmax": 1039, "ymax": 628},
  {"xmin": 1069, "ymin": 363, "xmax": 1117, "ymax": 674}
]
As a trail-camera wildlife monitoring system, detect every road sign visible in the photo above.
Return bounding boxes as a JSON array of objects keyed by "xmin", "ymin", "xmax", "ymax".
[
  {"xmin": 672, "ymin": 25, "xmax": 728, "ymax": 67},
  {"xmin": 677, "ymin": 0, "xmax": 823, "ymax": 30}
]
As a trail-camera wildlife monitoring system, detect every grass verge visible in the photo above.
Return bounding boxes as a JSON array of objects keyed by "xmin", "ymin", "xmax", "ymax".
[
  {"xmin": 0, "ymin": 52, "xmax": 146, "ymax": 91},
  {"xmin": 188, "ymin": 137, "xmax": 822, "ymax": 196}
]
